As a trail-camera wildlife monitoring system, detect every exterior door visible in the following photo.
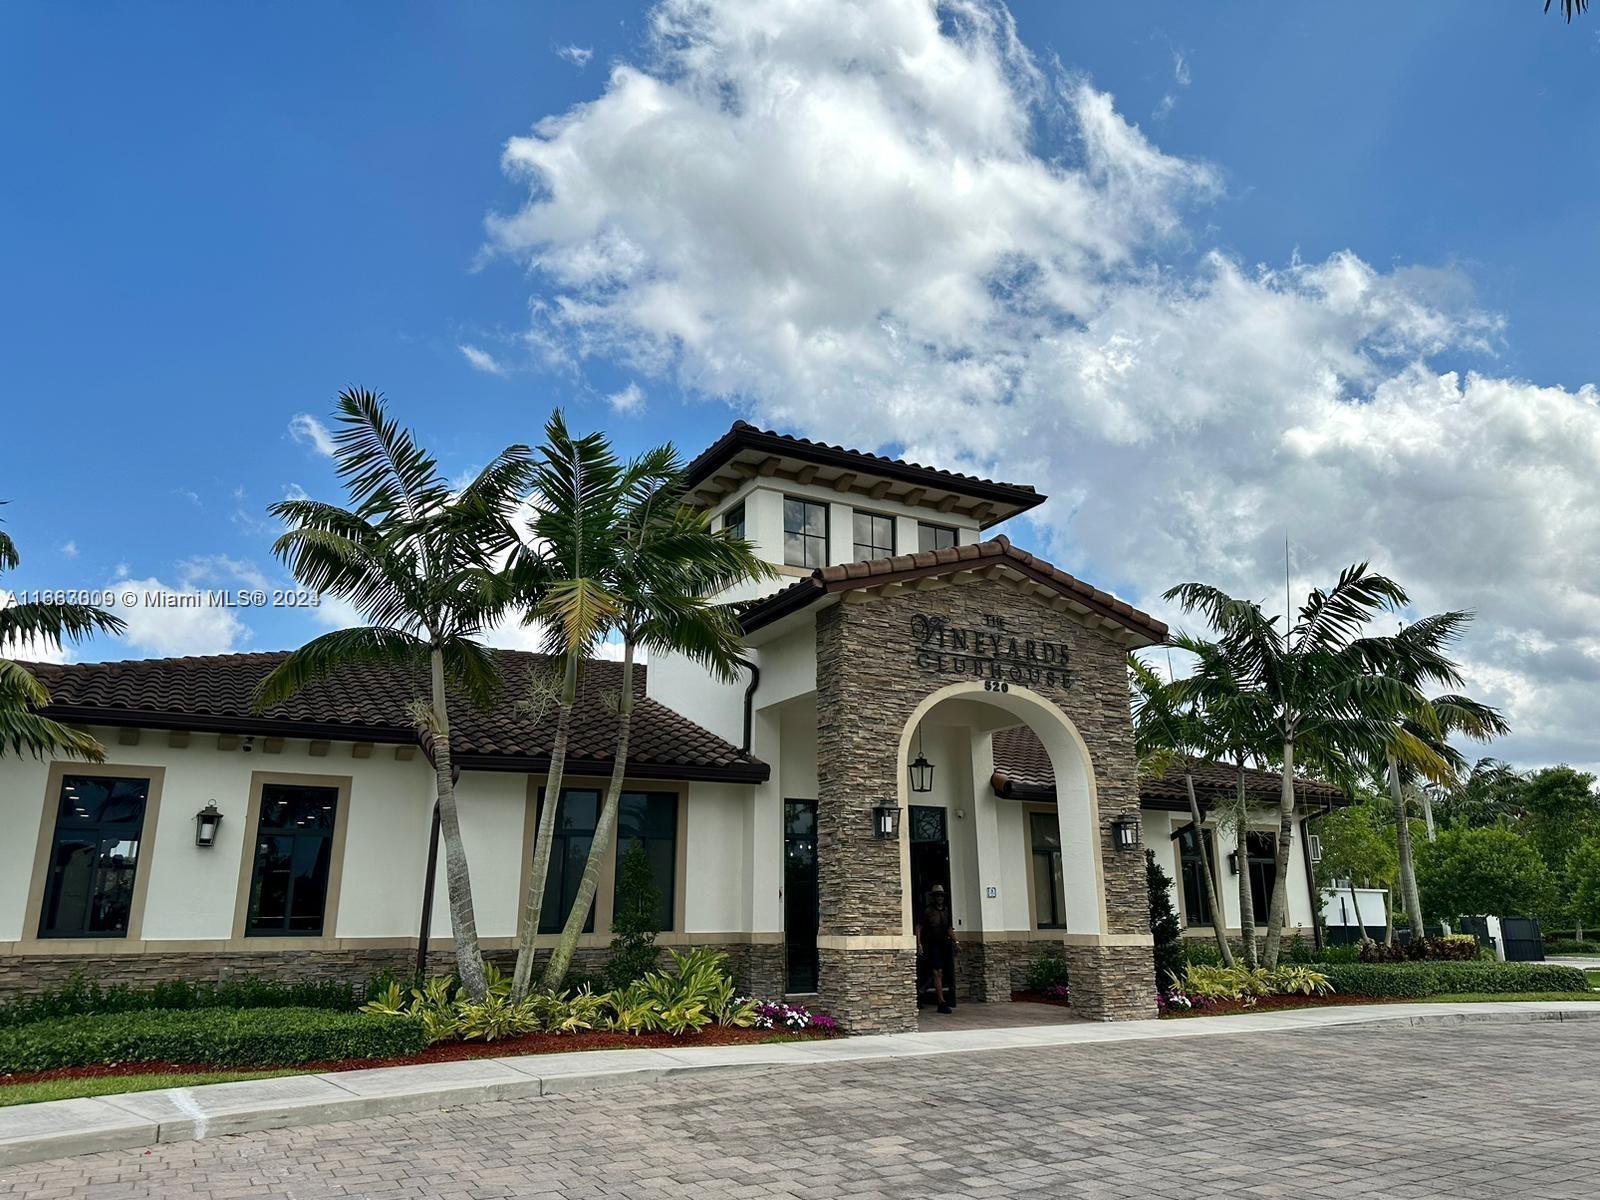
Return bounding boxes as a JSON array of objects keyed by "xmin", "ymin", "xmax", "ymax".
[
  {"xmin": 909, "ymin": 805, "xmax": 952, "ymax": 915},
  {"xmin": 783, "ymin": 800, "xmax": 819, "ymax": 994}
]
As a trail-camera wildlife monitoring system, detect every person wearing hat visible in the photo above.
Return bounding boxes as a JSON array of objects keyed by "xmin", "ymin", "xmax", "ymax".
[{"xmin": 917, "ymin": 883, "xmax": 958, "ymax": 1013}]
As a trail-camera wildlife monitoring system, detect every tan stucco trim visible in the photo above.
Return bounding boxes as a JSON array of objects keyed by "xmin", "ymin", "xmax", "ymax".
[
  {"xmin": 0, "ymin": 930, "xmax": 785, "ymax": 958},
  {"xmin": 518, "ymin": 774, "xmax": 690, "ymax": 941},
  {"xmin": 953, "ymin": 929, "xmax": 1070, "ymax": 943},
  {"xmin": 816, "ymin": 933, "xmax": 917, "ymax": 951},
  {"xmin": 1060, "ymin": 932, "xmax": 1155, "ymax": 947},
  {"xmin": 229, "ymin": 771, "xmax": 353, "ymax": 943},
  {"xmin": 20, "ymin": 761, "xmax": 166, "ymax": 947}
]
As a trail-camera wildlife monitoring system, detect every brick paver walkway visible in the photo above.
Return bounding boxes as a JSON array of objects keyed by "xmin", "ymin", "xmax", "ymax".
[{"xmin": 3, "ymin": 1021, "xmax": 1596, "ymax": 1198}]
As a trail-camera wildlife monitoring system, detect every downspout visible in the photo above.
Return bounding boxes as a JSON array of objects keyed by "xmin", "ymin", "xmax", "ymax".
[
  {"xmin": 740, "ymin": 660, "xmax": 761, "ymax": 755},
  {"xmin": 415, "ymin": 801, "xmax": 441, "ymax": 980},
  {"xmin": 1300, "ymin": 804, "xmax": 1324, "ymax": 953}
]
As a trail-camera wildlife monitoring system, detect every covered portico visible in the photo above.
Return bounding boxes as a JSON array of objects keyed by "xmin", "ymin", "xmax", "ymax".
[{"xmin": 739, "ymin": 535, "xmax": 1169, "ymax": 1033}]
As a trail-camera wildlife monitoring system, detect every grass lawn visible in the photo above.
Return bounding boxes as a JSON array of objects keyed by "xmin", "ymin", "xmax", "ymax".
[
  {"xmin": 1406, "ymin": 991, "xmax": 1600, "ymax": 1004},
  {"xmin": 0, "ymin": 1069, "xmax": 297, "ymax": 1108},
  {"xmin": 1586, "ymin": 969, "xmax": 1600, "ymax": 990}
]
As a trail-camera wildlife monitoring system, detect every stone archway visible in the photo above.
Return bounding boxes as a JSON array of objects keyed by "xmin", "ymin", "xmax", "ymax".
[{"xmin": 811, "ymin": 575, "xmax": 1158, "ymax": 1032}]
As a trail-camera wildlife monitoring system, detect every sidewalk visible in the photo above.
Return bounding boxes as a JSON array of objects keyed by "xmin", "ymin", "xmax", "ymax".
[{"xmin": 2, "ymin": 1000, "xmax": 1596, "ymax": 1169}]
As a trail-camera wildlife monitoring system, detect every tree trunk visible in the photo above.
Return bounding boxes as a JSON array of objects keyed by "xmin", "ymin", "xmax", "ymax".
[
  {"xmin": 1236, "ymin": 758, "xmax": 1257, "ymax": 969},
  {"xmin": 1263, "ymin": 737, "xmax": 1297, "ymax": 969},
  {"xmin": 1347, "ymin": 880, "xmax": 1366, "ymax": 943},
  {"xmin": 1388, "ymin": 755, "xmax": 1426, "ymax": 944},
  {"xmin": 430, "ymin": 648, "xmax": 488, "ymax": 1001},
  {"xmin": 1383, "ymin": 892, "xmax": 1395, "ymax": 947},
  {"xmin": 511, "ymin": 651, "xmax": 579, "ymax": 1000},
  {"xmin": 1421, "ymin": 787, "xmax": 1437, "ymax": 842},
  {"xmin": 1182, "ymin": 769, "xmax": 1233, "ymax": 968},
  {"xmin": 542, "ymin": 642, "xmax": 636, "ymax": 992}
]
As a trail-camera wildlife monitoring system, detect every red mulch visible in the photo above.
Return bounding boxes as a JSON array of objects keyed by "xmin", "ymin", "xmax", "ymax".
[
  {"xmin": 1010, "ymin": 990, "xmax": 1072, "ymax": 1008},
  {"xmin": 0, "ymin": 1025, "xmax": 828, "ymax": 1089},
  {"xmin": 1163, "ymin": 993, "xmax": 1387, "ymax": 1018}
]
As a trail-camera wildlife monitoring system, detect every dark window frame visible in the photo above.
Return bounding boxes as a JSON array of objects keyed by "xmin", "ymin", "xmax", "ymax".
[
  {"xmin": 1029, "ymin": 810, "xmax": 1066, "ymax": 930},
  {"xmin": 722, "ymin": 500, "xmax": 746, "ymax": 541},
  {"xmin": 782, "ymin": 495, "xmax": 829, "ymax": 569},
  {"xmin": 917, "ymin": 521, "xmax": 958, "ymax": 553},
  {"xmin": 851, "ymin": 509, "xmax": 895, "ymax": 562},
  {"xmin": 1246, "ymin": 830, "xmax": 1277, "ymax": 925},
  {"xmin": 37, "ymin": 773, "xmax": 151, "ymax": 940},
  {"xmin": 245, "ymin": 782, "xmax": 340, "ymax": 937},
  {"xmin": 535, "ymin": 787, "xmax": 680, "ymax": 935},
  {"xmin": 1176, "ymin": 825, "xmax": 1218, "ymax": 928}
]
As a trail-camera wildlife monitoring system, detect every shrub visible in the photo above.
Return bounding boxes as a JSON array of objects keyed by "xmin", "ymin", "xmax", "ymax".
[
  {"xmin": 1022, "ymin": 953, "xmax": 1069, "ymax": 993},
  {"xmin": 1147, "ymin": 851, "xmax": 1184, "ymax": 988},
  {"xmin": 1178, "ymin": 964, "xmax": 1332, "ymax": 1002},
  {"xmin": 1316, "ymin": 961, "xmax": 1589, "ymax": 998},
  {"xmin": 0, "ymin": 975, "xmax": 367, "ymax": 1029},
  {"xmin": 1547, "ymin": 938, "xmax": 1600, "ymax": 955},
  {"xmin": 0, "ymin": 1006, "xmax": 425, "ymax": 1074},
  {"xmin": 603, "ymin": 843, "xmax": 663, "ymax": 990},
  {"xmin": 1358, "ymin": 934, "xmax": 1485, "ymax": 963}
]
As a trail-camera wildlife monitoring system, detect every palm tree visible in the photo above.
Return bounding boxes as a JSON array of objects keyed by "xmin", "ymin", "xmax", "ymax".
[
  {"xmin": 1165, "ymin": 634, "xmax": 1279, "ymax": 968},
  {"xmin": 1129, "ymin": 655, "xmax": 1234, "ymax": 966},
  {"xmin": 253, "ymin": 389, "xmax": 534, "ymax": 1002},
  {"xmin": 1361, "ymin": 614, "xmax": 1508, "ymax": 939},
  {"xmin": 1548, "ymin": 0, "xmax": 1589, "ymax": 21},
  {"xmin": 1165, "ymin": 564, "xmax": 1418, "ymax": 968},
  {"xmin": 0, "ymin": 511, "xmax": 125, "ymax": 760},
  {"xmin": 508, "ymin": 412, "xmax": 626, "ymax": 1001},
  {"xmin": 540, "ymin": 457, "xmax": 771, "ymax": 991}
]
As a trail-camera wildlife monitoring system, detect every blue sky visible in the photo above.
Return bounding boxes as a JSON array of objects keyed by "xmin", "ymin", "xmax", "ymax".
[{"xmin": 3, "ymin": 2, "xmax": 1597, "ymax": 766}]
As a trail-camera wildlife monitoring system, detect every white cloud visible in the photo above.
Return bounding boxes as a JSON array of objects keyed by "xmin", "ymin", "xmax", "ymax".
[
  {"xmin": 459, "ymin": 343, "xmax": 509, "ymax": 376},
  {"xmin": 1173, "ymin": 50, "xmax": 1191, "ymax": 88},
  {"xmin": 557, "ymin": 44, "xmax": 594, "ymax": 68},
  {"xmin": 59, "ymin": 541, "xmax": 77, "ymax": 559},
  {"xmin": 483, "ymin": 0, "xmax": 1600, "ymax": 772},
  {"xmin": 288, "ymin": 412, "xmax": 337, "ymax": 458},
  {"xmin": 0, "ymin": 594, "xmax": 74, "ymax": 665},
  {"xmin": 606, "ymin": 382, "xmax": 645, "ymax": 415},
  {"xmin": 283, "ymin": 483, "xmax": 311, "ymax": 502}
]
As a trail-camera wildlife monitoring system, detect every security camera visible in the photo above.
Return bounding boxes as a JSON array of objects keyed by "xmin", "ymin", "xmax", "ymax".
[{"xmin": 242, "ymin": 736, "xmax": 254, "ymax": 753}]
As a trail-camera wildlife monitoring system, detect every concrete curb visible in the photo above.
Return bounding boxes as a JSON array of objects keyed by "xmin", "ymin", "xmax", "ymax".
[{"xmin": 1, "ymin": 1001, "xmax": 1596, "ymax": 1169}]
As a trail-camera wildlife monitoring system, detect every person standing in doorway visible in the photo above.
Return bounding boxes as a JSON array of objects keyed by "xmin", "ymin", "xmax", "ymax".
[{"xmin": 918, "ymin": 884, "xmax": 958, "ymax": 1013}]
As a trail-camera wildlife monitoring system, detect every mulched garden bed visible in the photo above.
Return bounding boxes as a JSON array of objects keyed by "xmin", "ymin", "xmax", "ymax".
[
  {"xmin": 0, "ymin": 1025, "xmax": 830, "ymax": 1089},
  {"xmin": 1162, "ymin": 993, "xmax": 1389, "ymax": 1018}
]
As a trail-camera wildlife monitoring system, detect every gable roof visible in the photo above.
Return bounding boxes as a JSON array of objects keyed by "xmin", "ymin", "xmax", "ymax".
[
  {"xmin": 989, "ymin": 726, "xmax": 1346, "ymax": 811},
  {"xmin": 683, "ymin": 421, "xmax": 1045, "ymax": 528},
  {"xmin": 738, "ymin": 535, "xmax": 1168, "ymax": 647},
  {"xmin": 26, "ymin": 650, "xmax": 767, "ymax": 783}
]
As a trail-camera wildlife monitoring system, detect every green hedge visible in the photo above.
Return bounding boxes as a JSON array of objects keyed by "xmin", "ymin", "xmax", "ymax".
[
  {"xmin": 1317, "ymin": 961, "xmax": 1589, "ymax": 998},
  {"xmin": 0, "ymin": 976, "xmax": 377, "ymax": 1029},
  {"xmin": 0, "ymin": 1007, "xmax": 426, "ymax": 1074}
]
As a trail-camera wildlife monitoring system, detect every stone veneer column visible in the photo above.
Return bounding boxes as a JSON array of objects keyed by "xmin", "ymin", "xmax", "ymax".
[{"xmin": 815, "ymin": 604, "xmax": 918, "ymax": 1033}]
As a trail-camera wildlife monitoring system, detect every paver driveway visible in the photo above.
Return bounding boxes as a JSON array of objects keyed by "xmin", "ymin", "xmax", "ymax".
[{"xmin": 2, "ymin": 1021, "xmax": 1596, "ymax": 1198}]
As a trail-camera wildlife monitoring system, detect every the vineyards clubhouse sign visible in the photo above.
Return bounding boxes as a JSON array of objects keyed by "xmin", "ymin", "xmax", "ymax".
[{"xmin": 909, "ymin": 612, "xmax": 1072, "ymax": 688}]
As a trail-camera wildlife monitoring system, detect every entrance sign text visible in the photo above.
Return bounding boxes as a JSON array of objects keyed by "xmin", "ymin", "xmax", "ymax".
[{"xmin": 909, "ymin": 612, "xmax": 1072, "ymax": 688}]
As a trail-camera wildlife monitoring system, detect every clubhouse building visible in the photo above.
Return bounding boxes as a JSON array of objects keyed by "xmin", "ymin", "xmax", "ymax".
[{"xmin": 2, "ymin": 423, "xmax": 1340, "ymax": 1031}]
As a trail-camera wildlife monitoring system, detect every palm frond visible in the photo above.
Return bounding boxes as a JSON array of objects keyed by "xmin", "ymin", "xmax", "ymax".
[
  {"xmin": 441, "ymin": 637, "xmax": 503, "ymax": 710},
  {"xmin": 331, "ymin": 388, "xmax": 450, "ymax": 522},
  {"xmin": 1547, "ymin": 0, "xmax": 1589, "ymax": 20},
  {"xmin": 0, "ymin": 658, "xmax": 52, "ymax": 707},
  {"xmin": 0, "ymin": 706, "xmax": 105, "ymax": 761},
  {"xmin": 0, "ymin": 601, "xmax": 126, "ymax": 653}
]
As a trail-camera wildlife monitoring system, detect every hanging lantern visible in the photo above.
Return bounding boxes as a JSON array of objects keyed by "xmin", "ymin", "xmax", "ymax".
[
  {"xmin": 194, "ymin": 802, "xmax": 224, "ymax": 848},
  {"xmin": 908, "ymin": 724, "xmax": 935, "ymax": 794},
  {"xmin": 1111, "ymin": 811, "xmax": 1141, "ymax": 852}
]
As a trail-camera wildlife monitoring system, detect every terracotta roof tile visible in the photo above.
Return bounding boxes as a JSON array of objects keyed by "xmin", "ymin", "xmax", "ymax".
[
  {"xmin": 739, "ymin": 535, "xmax": 1167, "ymax": 645},
  {"xmin": 27, "ymin": 650, "xmax": 766, "ymax": 782},
  {"xmin": 989, "ymin": 726, "xmax": 1344, "ymax": 808}
]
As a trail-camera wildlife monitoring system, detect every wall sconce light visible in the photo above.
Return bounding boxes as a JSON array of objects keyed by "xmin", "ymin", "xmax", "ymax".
[
  {"xmin": 873, "ymin": 801, "xmax": 901, "ymax": 840},
  {"xmin": 1111, "ymin": 812, "xmax": 1141, "ymax": 852},
  {"xmin": 194, "ymin": 802, "xmax": 224, "ymax": 848},
  {"xmin": 1226, "ymin": 850, "xmax": 1240, "ymax": 876},
  {"xmin": 908, "ymin": 724, "xmax": 935, "ymax": 794}
]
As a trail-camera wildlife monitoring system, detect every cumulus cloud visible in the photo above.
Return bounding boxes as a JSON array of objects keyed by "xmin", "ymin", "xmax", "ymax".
[
  {"xmin": 484, "ymin": 0, "xmax": 1600, "ymax": 770},
  {"xmin": 607, "ymin": 382, "xmax": 645, "ymax": 415},
  {"xmin": 459, "ymin": 343, "xmax": 509, "ymax": 376},
  {"xmin": 288, "ymin": 413, "xmax": 337, "ymax": 458}
]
